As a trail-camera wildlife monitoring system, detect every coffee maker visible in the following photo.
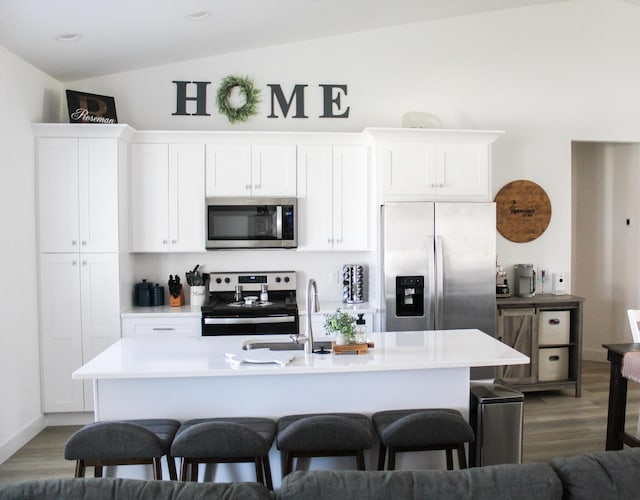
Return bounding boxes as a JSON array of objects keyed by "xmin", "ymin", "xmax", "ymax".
[{"xmin": 515, "ymin": 264, "xmax": 536, "ymax": 298}]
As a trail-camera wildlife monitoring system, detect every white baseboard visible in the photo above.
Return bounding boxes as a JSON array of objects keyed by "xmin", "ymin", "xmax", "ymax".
[{"xmin": 0, "ymin": 414, "xmax": 46, "ymax": 465}]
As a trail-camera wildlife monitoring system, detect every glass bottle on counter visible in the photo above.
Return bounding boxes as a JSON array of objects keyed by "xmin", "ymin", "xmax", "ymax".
[{"xmin": 355, "ymin": 314, "xmax": 367, "ymax": 344}]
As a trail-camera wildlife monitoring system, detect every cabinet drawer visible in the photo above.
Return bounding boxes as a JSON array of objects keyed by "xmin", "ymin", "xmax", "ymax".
[
  {"xmin": 122, "ymin": 317, "xmax": 201, "ymax": 337},
  {"xmin": 538, "ymin": 347, "xmax": 569, "ymax": 381},
  {"xmin": 539, "ymin": 311, "xmax": 570, "ymax": 345}
]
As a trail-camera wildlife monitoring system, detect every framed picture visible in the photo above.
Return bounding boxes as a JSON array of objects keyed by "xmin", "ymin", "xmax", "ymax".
[{"xmin": 66, "ymin": 90, "xmax": 118, "ymax": 124}]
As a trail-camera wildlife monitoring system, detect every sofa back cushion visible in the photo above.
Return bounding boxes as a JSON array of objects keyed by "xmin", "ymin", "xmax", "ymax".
[
  {"xmin": 0, "ymin": 477, "xmax": 274, "ymax": 500},
  {"xmin": 279, "ymin": 463, "xmax": 562, "ymax": 500},
  {"xmin": 550, "ymin": 447, "xmax": 640, "ymax": 500}
]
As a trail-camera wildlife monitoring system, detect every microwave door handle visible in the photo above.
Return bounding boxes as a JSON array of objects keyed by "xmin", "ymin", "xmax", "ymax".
[{"xmin": 276, "ymin": 205, "xmax": 283, "ymax": 239}]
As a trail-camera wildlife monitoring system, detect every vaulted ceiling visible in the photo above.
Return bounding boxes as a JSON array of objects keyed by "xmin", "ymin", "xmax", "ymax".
[{"xmin": 0, "ymin": 0, "xmax": 571, "ymax": 82}]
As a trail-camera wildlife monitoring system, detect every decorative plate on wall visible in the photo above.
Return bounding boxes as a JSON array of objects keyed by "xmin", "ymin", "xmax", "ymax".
[{"xmin": 495, "ymin": 180, "xmax": 551, "ymax": 243}]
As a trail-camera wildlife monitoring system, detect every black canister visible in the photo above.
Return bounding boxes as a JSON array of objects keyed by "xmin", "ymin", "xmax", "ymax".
[
  {"xmin": 151, "ymin": 283, "xmax": 165, "ymax": 306},
  {"xmin": 135, "ymin": 279, "xmax": 152, "ymax": 307}
]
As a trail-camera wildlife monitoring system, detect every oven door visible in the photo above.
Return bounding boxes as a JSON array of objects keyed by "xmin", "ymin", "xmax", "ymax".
[{"xmin": 202, "ymin": 314, "xmax": 299, "ymax": 336}]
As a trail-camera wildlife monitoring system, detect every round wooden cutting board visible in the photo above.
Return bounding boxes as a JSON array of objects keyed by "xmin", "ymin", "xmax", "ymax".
[{"xmin": 495, "ymin": 180, "xmax": 551, "ymax": 243}]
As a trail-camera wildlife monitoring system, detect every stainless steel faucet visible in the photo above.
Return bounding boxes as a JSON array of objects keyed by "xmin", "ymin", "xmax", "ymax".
[{"xmin": 303, "ymin": 278, "xmax": 320, "ymax": 353}]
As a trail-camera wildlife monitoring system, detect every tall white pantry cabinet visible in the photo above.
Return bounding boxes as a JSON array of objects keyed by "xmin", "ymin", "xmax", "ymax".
[{"xmin": 34, "ymin": 125, "xmax": 132, "ymax": 413}]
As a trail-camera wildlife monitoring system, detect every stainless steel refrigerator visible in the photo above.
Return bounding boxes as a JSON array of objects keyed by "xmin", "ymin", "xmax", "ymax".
[{"xmin": 382, "ymin": 202, "xmax": 497, "ymax": 378}]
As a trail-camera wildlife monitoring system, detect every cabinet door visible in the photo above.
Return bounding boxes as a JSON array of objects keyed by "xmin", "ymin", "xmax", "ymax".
[
  {"xmin": 78, "ymin": 139, "xmax": 119, "ymax": 252},
  {"xmin": 333, "ymin": 146, "xmax": 369, "ymax": 250},
  {"xmin": 380, "ymin": 143, "xmax": 436, "ymax": 196},
  {"xmin": 435, "ymin": 143, "xmax": 489, "ymax": 199},
  {"xmin": 169, "ymin": 144, "xmax": 205, "ymax": 252},
  {"xmin": 39, "ymin": 253, "xmax": 84, "ymax": 412},
  {"xmin": 296, "ymin": 145, "xmax": 333, "ymax": 250},
  {"xmin": 37, "ymin": 138, "xmax": 80, "ymax": 253},
  {"xmin": 79, "ymin": 253, "xmax": 121, "ymax": 410},
  {"xmin": 251, "ymin": 145, "xmax": 297, "ymax": 196},
  {"xmin": 497, "ymin": 308, "xmax": 537, "ymax": 383},
  {"xmin": 205, "ymin": 144, "xmax": 252, "ymax": 196},
  {"xmin": 130, "ymin": 144, "xmax": 170, "ymax": 252}
]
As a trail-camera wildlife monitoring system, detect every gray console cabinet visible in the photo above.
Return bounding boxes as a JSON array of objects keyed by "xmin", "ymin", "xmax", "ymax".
[{"xmin": 496, "ymin": 295, "xmax": 584, "ymax": 397}]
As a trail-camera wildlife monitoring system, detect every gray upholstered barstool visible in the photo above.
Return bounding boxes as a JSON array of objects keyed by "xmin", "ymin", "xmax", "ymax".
[
  {"xmin": 372, "ymin": 409, "xmax": 474, "ymax": 470},
  {"xmin": 170, "ymin": 417, "xmax": 276, "ymax": 489},
  {"xmin": 64, "ymin": 419, "xmax": 180, "ymax": 479},
  {"xmin": 276, "ymin": 412, "xmax": 373, "ymax": 476}
]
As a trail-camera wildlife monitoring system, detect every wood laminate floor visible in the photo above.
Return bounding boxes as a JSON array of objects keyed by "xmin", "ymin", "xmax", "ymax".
[{"xmin": 1, "ymin": 360, "xmax": 639, "ymax": 484}]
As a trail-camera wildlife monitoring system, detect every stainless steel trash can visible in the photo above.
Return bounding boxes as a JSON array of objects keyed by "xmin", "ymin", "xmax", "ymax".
[{"xmin": 469, "ymin": 382, "xmax": 524, "ymax": 467}]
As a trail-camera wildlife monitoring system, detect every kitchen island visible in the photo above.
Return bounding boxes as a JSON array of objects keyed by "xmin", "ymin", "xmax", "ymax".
[{"xmin": 73, "ymin": 329, "xmax": 528, "ymax": 482}]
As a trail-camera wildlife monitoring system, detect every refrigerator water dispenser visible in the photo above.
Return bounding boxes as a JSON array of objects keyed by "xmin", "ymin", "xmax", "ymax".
[{"xmin": 395, "ymin": 276, "xmax": 424, "ymax": 317}]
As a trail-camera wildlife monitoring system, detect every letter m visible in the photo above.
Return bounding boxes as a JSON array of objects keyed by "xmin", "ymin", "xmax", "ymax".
[{"xmin": 267, "ymin": 84, "xmax": 308, "ymax": 118}]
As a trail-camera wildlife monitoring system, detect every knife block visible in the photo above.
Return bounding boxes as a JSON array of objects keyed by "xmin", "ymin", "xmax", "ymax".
[{"xmin": 170, "ymin": 286, "xmax": 184, "ymax": 307}]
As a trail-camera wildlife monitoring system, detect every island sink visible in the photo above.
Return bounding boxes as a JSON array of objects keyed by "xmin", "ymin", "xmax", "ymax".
[{"xmin": 242, "ymin": 339, "xmax": 332, "ymax": 351}]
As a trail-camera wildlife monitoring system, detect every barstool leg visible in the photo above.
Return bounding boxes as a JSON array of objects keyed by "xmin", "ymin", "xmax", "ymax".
[
  {"xmin": 388, "ymin": 448, "xmax": 396, "ymax": 470},
  {"xmin": 254, "ymin": 456, "xmax": 264, "ymax": 484},
  {"xmin": 190, "ymin": 461, "xmax": 199, "ymax": 482},
  {"xmin": 94, "ymin": 465, "xmax": 103, "ymax": 478},
  {"xmin": 457, "ymin": 444, "xmax": 468, "ymax": 469},
  {"xmin": 283, "ymin": 451, "xmax": 294, "ymax": 477},
  {"xmin": 166, "ymin": 455, "xmax": 178, "ymax": 480},
  {"xmin": 262, "ymin": 455, "xmax": 274, "ymax": 490},
  {"xmin": 74, "ymin": 460, "xmax": 85, "ymax": 478},
  {"xmin": 446, "ymin": 448, "xmax": 454, "ymax": 470},
  {"xmin": 356, "ymin": 450, "xmax": 366, "ymax": 470},
  {"xmin": 152, "ymin": 457, "xmax": 163, "ymax": 480},
  {"xmin": 179, "ymin": 458, "xmax": 188, "ymax": 481},
  {"xmin": 377, "ymin": 445, "xmax": 387, "ymax": 470}
]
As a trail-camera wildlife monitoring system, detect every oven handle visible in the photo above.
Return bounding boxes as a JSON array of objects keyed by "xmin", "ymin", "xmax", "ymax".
[{"xmin": 203, "ymin": 316, "xmax": 296, "ymax": 325}]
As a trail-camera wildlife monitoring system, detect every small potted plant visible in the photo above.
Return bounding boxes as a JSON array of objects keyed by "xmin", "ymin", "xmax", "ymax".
[{"xmin": 323, "ymin": 309, "xmax": 357, "ymax": 345}]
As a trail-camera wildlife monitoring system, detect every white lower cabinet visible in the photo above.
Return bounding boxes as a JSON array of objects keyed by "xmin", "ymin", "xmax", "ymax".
[
  {"xmin": 39, "ymin": 253, "xmax": 121, "ymax": 412},
  {"xmin": 297, "ymin": 144, "xmax": 369, "ymax": 250},
  {"xmin": 121, "ymin": 316, "xmax": 201, "ymax": 338}
]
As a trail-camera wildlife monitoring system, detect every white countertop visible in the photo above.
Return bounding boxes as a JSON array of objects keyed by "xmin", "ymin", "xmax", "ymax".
[{"xmin": 73, "ymin": 329, "xmax": 528, "ymax": 380}]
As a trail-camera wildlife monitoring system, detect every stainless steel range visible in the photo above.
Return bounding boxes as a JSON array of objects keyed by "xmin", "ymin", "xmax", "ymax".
[{"xmin": 201, "ymin": 271, "xmax": 299, "ymax": 336}]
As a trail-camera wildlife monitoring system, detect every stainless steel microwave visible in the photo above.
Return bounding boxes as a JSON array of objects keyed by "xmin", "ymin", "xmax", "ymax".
[{"xmin": 206, "ymin": 197, "xmax": 297, "ymax": 249}]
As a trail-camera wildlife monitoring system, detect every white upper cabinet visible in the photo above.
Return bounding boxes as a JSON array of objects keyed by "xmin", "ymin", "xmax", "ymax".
[
  {"xmin": 130, "ymin": 143, "xmax": 205, "ymax": 252},
  {"xmin": 297, "ymin": 144, "xmax": 369, "ymax": 251},
  {"xmin": 37, "ymin": 137, "xmax": 119, "ymax": 253},
  {"xmin": 368, "ymin": 128, "xmax": 503, "ymax": 202},
  {"xmin": 205, "ymin": 144, "xmax": 296, "ymax": 197}
]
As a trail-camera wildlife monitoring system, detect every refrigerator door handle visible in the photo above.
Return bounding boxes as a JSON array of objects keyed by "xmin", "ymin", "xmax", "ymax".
[
  {"xmin": 428, "ymin": 236, "xmax": 436, "ymax": 329},
  {"xmin": 434, "ymin": 235, "xmax": 444, "ymax": 329}
]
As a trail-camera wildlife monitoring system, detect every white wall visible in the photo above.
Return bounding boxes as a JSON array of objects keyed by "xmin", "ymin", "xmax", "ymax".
[
  {"xmin": 64, "ymin": 0, "xmax": 640, "ymax": 353},
  {"xmin": 0, "ymin": 46, "xmax": 62, "ymax": 462},
  {"xmin": 65, "ymin": 0, "xmax": 640, "ymax": 286},
  {"xmin": 573, "ymin": 142, "xmax": 640, "ymax": 360}
]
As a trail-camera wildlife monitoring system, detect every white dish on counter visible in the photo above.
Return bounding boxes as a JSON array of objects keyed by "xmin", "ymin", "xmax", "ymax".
[{"xmin": 224, "ymin": 348, "xmax": 296, "ymax": 367}]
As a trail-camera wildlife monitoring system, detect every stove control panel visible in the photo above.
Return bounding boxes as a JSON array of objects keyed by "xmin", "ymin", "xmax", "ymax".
[{"xmin": 209, "ymin": 271, "xmax": 297, "ymax": 292}]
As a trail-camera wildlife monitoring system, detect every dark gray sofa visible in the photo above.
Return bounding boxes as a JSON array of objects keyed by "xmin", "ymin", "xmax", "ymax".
[{"xmin": 2, "ymin": 448, "xmax": 639, "ymax": 499}]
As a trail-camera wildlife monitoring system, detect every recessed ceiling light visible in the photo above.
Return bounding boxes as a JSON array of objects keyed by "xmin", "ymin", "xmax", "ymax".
[
  {"xmin": 187, "ymin": 11, "xmax": 211, "ymax": 21},
  {"xmin": 56, "ymin": 33, "xmax": 81, "ymax": 42}
]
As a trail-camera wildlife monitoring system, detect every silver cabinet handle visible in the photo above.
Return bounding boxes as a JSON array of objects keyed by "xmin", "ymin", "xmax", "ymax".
[{"xmin": 152, "ymin": 327, "xmax": 175, "ymax": 331}]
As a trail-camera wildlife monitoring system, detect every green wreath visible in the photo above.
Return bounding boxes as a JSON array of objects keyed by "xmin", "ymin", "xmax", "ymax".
[{"xmin": 216, "ymin": 75, "xmax": 261, "ymax": 124}]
